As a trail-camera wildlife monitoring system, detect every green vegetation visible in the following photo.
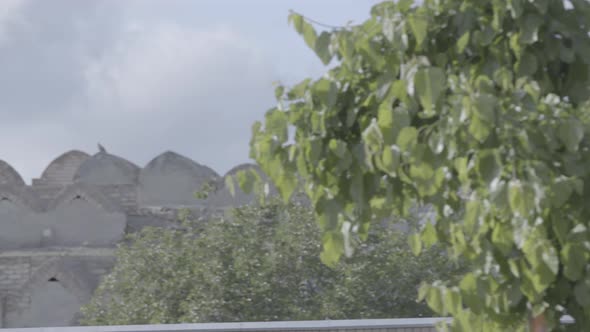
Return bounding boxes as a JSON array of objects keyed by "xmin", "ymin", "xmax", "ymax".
[
  {"xmin": 80, "ymin": 200, "xmax": 462, "ymax": 325},
  {"xmin": 247, "ymin": 0, "xmax": 590, "ymax": 330}
]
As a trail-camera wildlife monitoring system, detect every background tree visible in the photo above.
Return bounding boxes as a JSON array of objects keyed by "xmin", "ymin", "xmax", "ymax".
[
  {"xmin": 247, "ymin": 0, "xmax": 590, "ymax": 330},
  {"xmin": 80, "ymin": 199, "xmax": 462, "ymax": 325}
]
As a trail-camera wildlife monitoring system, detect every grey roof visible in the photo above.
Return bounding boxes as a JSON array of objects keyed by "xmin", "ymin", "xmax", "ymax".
[
  {"xmin": 141, "ymin": 150, "xmax": 220, "ymax": 179},
  {"xmin": 39, "ymin": 150, "xmax": 90, "ymax": 185},
  {"xmin": 0, "ymin": 159, "xmax": 25, "ymax": 186},
  {"xmin": 74, "ymin": 152, "xmax": 140, "ymax": 185}
]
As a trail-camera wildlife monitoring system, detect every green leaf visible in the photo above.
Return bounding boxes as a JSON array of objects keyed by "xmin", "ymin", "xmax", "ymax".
[
  {"xmin": 287, "ymin": 78, "xmax": 311, "ymax": 99},
  {"xmin": 454, "ymin": 157, "xmax": 469, "ymax": 184},
  {"xmin": 414, "ymin": 67, "xmax": 446, "ymax": 116},
  {"xmin": 477, "ymin": 150, "xmax": 501, "ymax": 186},
  {"xmin": 575, "ymin": 279, "xmax": 590, "ymax": 307},
  {"xmin": 289, "ymin": 13, "xmax": 317, "ymax": 51},
  {"xmin": 562, "ymin": 242, "xmax": 588, "ymax": 281},
  {"xmin": 508, "ymin": 181, "xmax": 531, "ymax": 217},
  {"xmin": 237, "ymin": 169, "xmax": 257, "ymax": 194},
  {"xmin": 265, "ymin": 110, "xmax": 289, "ymax": 143},
  {"xmin": 519, "ymin": 14, "xmax": 543, "ymax": 44},
  {"xmin": 377, "ymin": 145, "xmax": 400, "ymax": 176},
  {"xmin": 422, "ymin": 222, "xmax": 438, "ymax": 248},
  {"xmin": 362, "ymin": 120, "xmax": 384, "ymax": 154},
  {"xmin": 410, "ymin": 164, "xmax": 444, "ymax": 196},
  {"xmin": 408, "ymin": 14, "xmax": 428, "ymax": 48},
  {"xmin": 315, "ymin": 31, "xmax": 332, "ymax": 65},
  {"xmin": 492, "ymin": 223, "xmax": 514, "ymax": 255},
  {"xmin": 391, "ymin": 80, "xmax": 408, "ymax": 101},
  {"xmin": 377, "ymin": 103, "xmax": 394, "ymax": 143},
  {"xmin": 320, "ymin": 231, "xmax": 344, "ymax": 266},
  {"xmin": 444, "ymin": 288, "xmax": 462, "ymax": 315},
  {"xmin": 558, "ymin": 118, "xmax": 585, "ymax": 152},
  {"xmin": 379, "ymin": 105, "xmax": 410, "ymax": 145},
  {"xmin": 459, "ymin": 273, "xmax": 482, "ymax": 312},
  {"xmin": 425, "ymin": 286, "xmax": 444, "ymax": 314},
  {"xmin": 551, "ymin": 177, "xmax": 575, "ymax": 207},
  {"xmin": 464, "ymin": 200, "xmax": 481, "ymax": 235},
  {"xmin": 313, "ymin": 79, "xmax": 338, "ymax": 108},
  {"xmin": 277, "ymin": 174, "xmax": 298, "ymax": 203},
  {"xmin": 397, "ymin": 0, "xmax": 413, "ymax": 12},
  {"xmin": 409, "ymin": 233, "xmax": 422, "ymax": 256},
  {"xmin": 516, "ymin": 52, "xmax": 538, "ymax": 76},
  {"xmin": 457, "ymin": 31, "xmax": 470, "ymax": 53},
  {"xmin": 328, "ymin": 139, "xmax": 347, "ymax": 159},
  {"xmin": 468, "ymin": 94, "xmax": 496, "ymax": 142},
  {"xmin": 397, "ymin": 126, "xmax": 418, "ymax": 152},
  {"xmin": 468, "ymin": 116, "xmax": 491, "ymax": 143},
  {"xmin": 541, "ymin": 243, "xmax": 559, "ymax": 277},
  {"xmin": 225, "ymin": 175, "xmax": 236, "ymax": 197},
  {"xmin": 274, "ymin": 84, "xmax": 285, "ymax": 100}
]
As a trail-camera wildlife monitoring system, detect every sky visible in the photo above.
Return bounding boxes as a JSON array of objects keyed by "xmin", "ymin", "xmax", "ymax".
[{"xmin": 0, "ymin": 0, "xmax": 381, "ymax": 183}]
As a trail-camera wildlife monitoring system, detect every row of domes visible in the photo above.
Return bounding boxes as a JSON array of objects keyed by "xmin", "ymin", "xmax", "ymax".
[{"xmin": 0, "ymin": 150, "xmax": 251, "ymax": 188}]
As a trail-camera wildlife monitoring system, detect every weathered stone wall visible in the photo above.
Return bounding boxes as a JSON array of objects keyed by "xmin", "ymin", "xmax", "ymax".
[
  {"xmin": 0, "ymin": 248, "xmax": 115, "ymax": 328},
  {"xmin": 0, "ymin": 149, "xmax": 270, "ymax": 328}
]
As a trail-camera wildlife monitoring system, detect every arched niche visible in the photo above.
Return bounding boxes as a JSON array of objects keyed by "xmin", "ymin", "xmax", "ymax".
[
  {"xmin": 38, "ymin": 150, "xmax": 89, "ymax": 186},
  {"xmin": 73, "ymin": 152, "xmax": 139, "ymax": 186},
  {"xmin": 47, "ymin": 184, "xmax": 126, "ymax": 247},
  {"xmin": 0, "ymin": 160, "xmax": 25, "ymax": 187},
  {"xmin": 138, "ymin": 151, "xmax": 220, "ymax": 207},
  {"xmin": 9, "ymin": 260, "xmax": 90, "ymax": 328},
  {"xmin": 0, "ymin": 186, "xmax": 44, "ymax": 250}
]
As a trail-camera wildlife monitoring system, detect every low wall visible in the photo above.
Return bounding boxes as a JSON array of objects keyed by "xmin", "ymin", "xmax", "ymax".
[{"xmin": 0, "ymin": 318, "xmax": 445, "ymax": 332}]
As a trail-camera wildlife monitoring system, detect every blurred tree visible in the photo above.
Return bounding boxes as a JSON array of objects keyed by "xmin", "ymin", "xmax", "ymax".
[{"xmin": 80, "ymin": 199, "xmax": 462, "ymax": 325}]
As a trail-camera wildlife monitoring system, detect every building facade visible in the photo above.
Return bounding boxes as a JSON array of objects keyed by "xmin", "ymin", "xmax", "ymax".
[{"xmin": 0, "ymin": 149, "xmax": 258, "ymax": 328}]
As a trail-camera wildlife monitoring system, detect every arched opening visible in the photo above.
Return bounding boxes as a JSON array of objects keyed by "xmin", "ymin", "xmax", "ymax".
[{"xmin": 24, "ymin": 278, "xmax": 81, "ymax": 327}]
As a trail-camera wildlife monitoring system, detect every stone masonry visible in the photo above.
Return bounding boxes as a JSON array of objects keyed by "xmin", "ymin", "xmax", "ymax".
[{"xmin": 0, "ymin": 149, "xmax": 262, "ymax": 328}]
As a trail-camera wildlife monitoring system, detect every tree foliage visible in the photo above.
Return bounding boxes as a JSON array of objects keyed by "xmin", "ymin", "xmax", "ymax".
[
  {"xmin": 80, "ymin": 200, "xmax": 461, "ymax": 325},
  {"xmin": 248, "ymin": 0, "xmax": 590, "ymax": 330}
]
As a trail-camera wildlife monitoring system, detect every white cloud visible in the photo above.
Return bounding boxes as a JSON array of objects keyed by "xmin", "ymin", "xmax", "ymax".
[
  {"xmin": 0, "ymin": 0, "xmax": 379, "ymax": 182},
  {"xmin": 0, "ymin": 0, "xmax": 27, "ymax": 44},
  {"xmin": 82, "ymin": 22, "xmax": 269, "ymax": 115},
  {"xmin": 0, "ymin": 2, "xmax": 276, "ymax": 182}
]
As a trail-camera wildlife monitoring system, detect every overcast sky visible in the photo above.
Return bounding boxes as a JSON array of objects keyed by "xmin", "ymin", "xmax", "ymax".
[{"xmin": 0, "ymin": 0, "xmax": 380, "ymax": 183}]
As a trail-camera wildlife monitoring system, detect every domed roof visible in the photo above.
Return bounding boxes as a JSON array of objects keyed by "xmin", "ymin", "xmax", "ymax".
[
  {"xmin": 138, "ymin": 151, "xmax": 220, "ymax": 207},
  {"xmin": 39, "ymin": 150, "xmax": 90, "ymax": 186},
  {"xmin": 223, "ymin": 163, "xmax": 262, "ymax": 177},
  {"xmin": 141, "ymin": 151, "xmax": 219, "ymax": 178},
  {"xmin": 207, "ymin": 163, "xmax": 267, "ymax": 208},
  {"xmin": 73, "ymin": 152, "xmax": 140, "ymax": 186},
  {"xmin": 0, "ymin": 160, "xmax": 25, "ymax": 187}
]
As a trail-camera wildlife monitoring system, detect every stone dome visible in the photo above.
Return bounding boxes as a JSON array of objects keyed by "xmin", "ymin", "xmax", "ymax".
[
  {"xmin": 206, "ymin": 163, "xmax": 264, "ymax": 208},
  {"xmin": 0, "ymin": 160, "xmax": 25, "ymax": 187},
  {"xmin": 138, "ymin": 151, "xmax": 220, "ymax": 207},
  {"xmin": 73, "ymin": 152, "xmax": 140, "ymax": 186},
  {"xmin": 38, "ymin": 150, "xmax": 90, "ymax": 186}
]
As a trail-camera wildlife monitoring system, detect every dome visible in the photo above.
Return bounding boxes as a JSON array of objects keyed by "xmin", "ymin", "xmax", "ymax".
[
  {"xmin": 0, "ymin": 160, "xmax": 25, "ymax": 187},
  {"xmin": 207, "ymin": 163, "xmax": 266, "ymax": 208},
  {"xmin": 138, "ymin": 151, "xmax": 220, "ymax": 207},
  {"xmin": 38, "ymin": 150, "xmax": 90, "ymax": 186},
  {"xmin": 73, "ymin": 152, "xmax": 140, "ymax": 186}
]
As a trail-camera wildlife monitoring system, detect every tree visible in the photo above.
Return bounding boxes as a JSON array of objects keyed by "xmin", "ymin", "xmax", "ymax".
[
  {"xmin": 80, "ymin": 199, "xmax": 461, "ymax": 325},
  {"xmin": 247, "ymin": 0, "xmax": 590, "ymax": 330}
]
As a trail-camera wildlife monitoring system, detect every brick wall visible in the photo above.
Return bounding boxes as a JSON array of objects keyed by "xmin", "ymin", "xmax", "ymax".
[{"xmin": 0, "ymin": 248, "xmax": 115, "ymax": 328}]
